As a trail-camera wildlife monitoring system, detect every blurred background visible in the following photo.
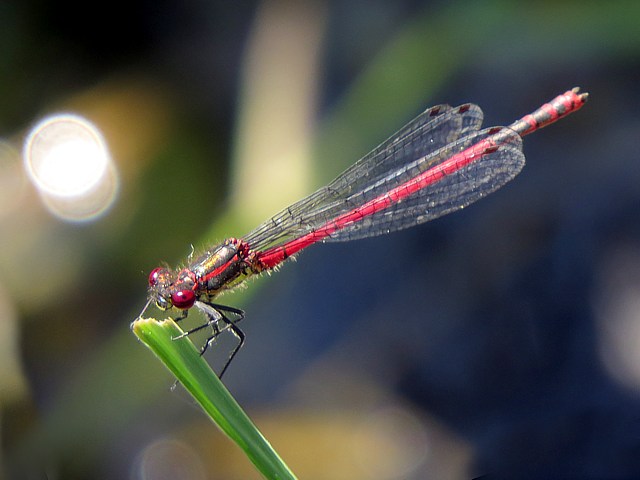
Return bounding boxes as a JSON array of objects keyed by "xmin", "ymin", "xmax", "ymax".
[{"xmin": 1, "ymin": 0, "xmax": 640, "ymax": 478}]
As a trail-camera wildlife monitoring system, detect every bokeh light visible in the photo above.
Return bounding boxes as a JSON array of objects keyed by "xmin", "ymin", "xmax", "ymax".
[
  {"xmin": 351, "ymin": 405, "xmax": 430, "ymax": 479},
  {"xmin": 595, "ymin": 246, "xmax": 640, "ymax": 392},
  {"xmin": 23, "ymin": 113, "xmax": 119, "ymax": 222},
  {"xmin": 132, "ymin": 437, "xmax": 206, "ymax": 480}
]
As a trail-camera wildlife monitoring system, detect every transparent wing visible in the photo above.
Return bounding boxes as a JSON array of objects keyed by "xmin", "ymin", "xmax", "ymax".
[
  {"xmin": 326, "ymin": 127, "xmax": 524, "ymax": 241},
  {"xmin": 244, "ymin": 103, "xmax": 485, "ymax": 251}
]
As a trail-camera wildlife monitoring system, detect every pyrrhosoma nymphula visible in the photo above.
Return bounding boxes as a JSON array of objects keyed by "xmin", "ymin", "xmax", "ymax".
[{"xmin": 143, "ymin": 88, "xmax": 588, "ymax": 376}]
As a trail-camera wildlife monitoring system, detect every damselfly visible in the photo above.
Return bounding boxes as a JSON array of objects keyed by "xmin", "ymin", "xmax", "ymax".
[{"xmin": 142, "ymin": 88, "xmax": 588, "ymax": 376}]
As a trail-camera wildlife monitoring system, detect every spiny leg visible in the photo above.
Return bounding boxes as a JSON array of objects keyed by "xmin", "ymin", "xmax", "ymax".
[
  {"xmin": 170, "ymin": 308, "xmax": 217, "ymax": 344},
  {"xmin": 211, "ymin": 305, "xmax": 245, "ymax": 378},
  {"xmin": 196, "ymin": 301, "xmax": 246, "ymax": 378},
  {"xmin": 209, "ymin": 303, "xmax": 245, "ymax": 319},
  {"xmin": 172, "ymin": 315, "xmax": 222, "ymax": 340},
  {"xmin": 172, "ymin": 307, "xmax": 223, "ymax": 342}
]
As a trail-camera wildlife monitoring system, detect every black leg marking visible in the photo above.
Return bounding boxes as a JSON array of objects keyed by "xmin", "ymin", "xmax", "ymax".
[
  {"xmin": 209, "ymin": 302, "xmax": 245, "ymax": 319},
  {"xmin": 173, "ymin": 316, "xmax": 221, "ymax": 339},
  {"xmin": 193, "ymin": 301, "xmax": 246, "ymax": 378},
  {"xmin": 212, "ymin": 310, "xmax": 245, "ymax": 378}
]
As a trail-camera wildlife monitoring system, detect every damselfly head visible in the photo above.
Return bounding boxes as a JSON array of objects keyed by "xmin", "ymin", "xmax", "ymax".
[{"xmin": 147, "ymin": 266, "xmax": 197, "ymax": 310}]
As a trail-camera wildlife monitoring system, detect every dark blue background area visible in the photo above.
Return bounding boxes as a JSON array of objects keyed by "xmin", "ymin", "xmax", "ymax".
[{"xmin": 232, "ymin": 68, "xmax": 640, "ymax": 476}]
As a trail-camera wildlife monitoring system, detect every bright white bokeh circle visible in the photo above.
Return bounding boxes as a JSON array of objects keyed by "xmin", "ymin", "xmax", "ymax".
[
  {"xmin": 23, "ymin": 113, "xmax": 119, "ymax": 222},
  {"xmin": 24, "ymin": 114, "xmax": 109, "ymax": 196}
]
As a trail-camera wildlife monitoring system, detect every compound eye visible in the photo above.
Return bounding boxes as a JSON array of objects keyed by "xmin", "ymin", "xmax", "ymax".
[
  {"xmin": 148, "ymin": 267, "xmax": 166, "ymax": 287},
  {"xmin": 171, "ymin": 289, "xmax": 196, "ymax": 309}
]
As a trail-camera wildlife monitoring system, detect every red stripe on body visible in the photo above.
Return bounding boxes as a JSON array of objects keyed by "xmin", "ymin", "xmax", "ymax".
[
  {"xmin": 257, "ymin": 137, "xmax": 496, "ymax": 268},
  {"xmin": 201, "ymin": 259, "xmax": 236, "ymax": 284},
  {"xmin": 531, "ymin": 89, "xmax": 585, "ymax": 131},
  {"xmin": 256, "ymin": 88, "xmax": 587, "ymax": 269},
  {"xmin": 541, "ymin": 103, "xmax": 560, "ymax": 120},
  {"xmin": 509, "ymin": 88, "xmax": 587, "ymax": 136}
]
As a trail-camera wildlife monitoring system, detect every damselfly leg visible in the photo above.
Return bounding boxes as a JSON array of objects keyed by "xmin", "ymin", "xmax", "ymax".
[{"xmin": 173, "ymin": 302, "xmax": 246, "ymax": 378}]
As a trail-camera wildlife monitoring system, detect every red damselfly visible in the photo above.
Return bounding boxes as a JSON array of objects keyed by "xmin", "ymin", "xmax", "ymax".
[{"xmin": 142, "ymin": 88, "xmax": 588, "ymax": 376}]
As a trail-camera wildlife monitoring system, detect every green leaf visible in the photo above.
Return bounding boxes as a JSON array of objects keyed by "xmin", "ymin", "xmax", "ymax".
[{"xmin": 131, "ymin": 317, "xmax": 298, "ymax": 480}]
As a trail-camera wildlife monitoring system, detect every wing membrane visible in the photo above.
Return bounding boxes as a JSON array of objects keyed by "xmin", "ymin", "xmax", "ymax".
[{"xmin": 244, "ymin": 103, "xmax": 485, "ymax": 251}]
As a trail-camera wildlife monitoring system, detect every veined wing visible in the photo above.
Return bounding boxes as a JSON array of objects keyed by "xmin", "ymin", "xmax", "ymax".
[{"xmin": 244, "ymin": 103, "xmax": 484, "ymax": 251}]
